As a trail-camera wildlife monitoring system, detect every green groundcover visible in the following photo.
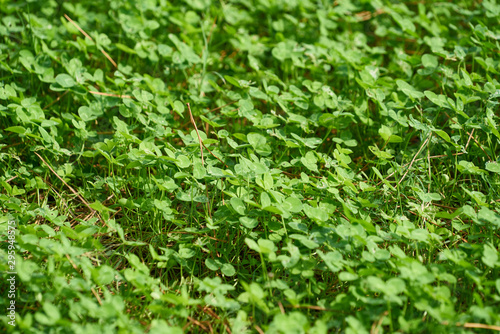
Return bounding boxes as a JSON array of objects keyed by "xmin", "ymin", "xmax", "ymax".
[{"xmin": 1, "ymin": 0, "xmax": 500, "ymax": 333}]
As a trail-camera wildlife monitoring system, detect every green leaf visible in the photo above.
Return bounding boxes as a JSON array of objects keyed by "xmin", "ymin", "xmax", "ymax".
[
  {"xmin": 257, "ymin": 239, "xmax": 276, "ymax": 254},
  {"xmin": 205, "ymin": 258, "xmax": 221, "ymax": 271},
  {"xmin": 460, "ymin": 68, "xmax": 473, "ymax": 86},
  {"xmin": 55, "ymin": 73, "xmax": 76, "ymax": 88},
  {"xmin": 396, "ymin": 80, "xmax": 424, "ymax": 100},
  {"xmin": 355, "ymin": 218, "xmax": 376, "ymax": 234},
  {"xmin": 434, "ymin": 130, "xmax": 451, "ymax": 143},
  {"xmin": 290, "ymin": 234, "xmax": 319, "ymax": 249},
  {"xmin": 263, "ymin": 172, "xmax": 274, "ymax": 190},
  {"xmin": 5, "ymin": 126, "xmax": 26, "ymax": 134},
  {"xmin": 262, "ymin": 205, "xmax": 283, "ymax": 214},
  {"xmin": 482, "ymin": 244, "xmax": 498, "ymax": 268},
  {"xmin": 39, "ymin": 302, "xmax": 61, "ymax": 325},
  {"xmin": 261, "ymin": 192, "xmax": 271, "ymax": 208},
  {"xmin": 379, "ymin": 125, "xmax": 403, "ymax": 143},
  {"xmin": 221, "ymin": 263, "xmax": 236, "ymax": 276},
  {"xmin": 421, "ymin": 54, "xmax": 438, "ymax": 68},
  {"xmin": 91, "ymin": 265, "xmax": 115, "ymax": 285},
  {"xmin": 169, "ymin": 34, "xmax": 200, "ymax": 64},
  {"xmin": 173, "ymin": 100, "xmax": 185, "ymax": 116},
  {"xmin": 247, "ymin": 132, "xmax": 271, "ymax": 156},
  {"xmin": 247, "ymin": 132, "xmax": 265, "ymax": 148},
  {"xmin": 133, "ymin": 89, "xmax": 154, "ymax": 103},
  {"xmin": 339, "ymin": 271, "xmax": 358, "ymax": 281},
  {"xmin": 372, "ymin": 167, "xmax": 396, "ymax": 191},
  {"xmin": 89, "ymin": 200, "xmax": 115, "ymax": 212},
  {"xmin": 175, "ymin": 155, "xmax": 191, "ymax": 168},
  {"xmin": 178, "ymin": 248, "xmax": 196, "ymax": 259},
  {"xmin": 478, "ymin": 207, "xmax": 500, "ymax": 227},
  {"xmin": 245, "ymin": 238, "xmax": 260, "ymax": 253},
  {"xmin": 318, "ymin": 113, "xmax": 336, "ymax": 128},
  {"xmin": 416, "ymin": 191, "xmax": 442, "ymax": 202},
  {"xmin": 193, "ymin": 161, "xmax": 206, "ymax": 179},
  {"xmin": 78, "ymin": 106, "xmax": 97, "ymax": 122},
  {"xmin": 230, "ymin": 197, "xmax": 246, "ymax": 215},
  {"xmin": 457, "ymin": 160, "xmax": 486, "ymax": 175},
  {"xmin": 300, "ymin": 151, "xmax": 318, "ymax": 172},
  {"xmin": 116, "ymin": 42, "xmax": 136, "ymax": 54},
  {"xmin": 303, "ymin": 205, "xmax": 329, "ymax": 222},
  {"xmin": 240, "ymin": 217, "xmax": 258, "ymax": 229},
  {"xmin": 424, "ymin": 91, "xmax": 450, "ymax": 109},
  {"xmin": 282, "ymin": 197, "xmax": 303, "ymax": 213},
  {"xmin": 391, "ymin": 11, "xmax": 415, "ymax": 32},
  {"xmin": 317, "ymin": 250, "xmax": 343, "ymax": 272},
  {"xmin": 485, "ymin": 162, "xmax": 500, "ymax": 174},
  {"xmin": 224, "ymin": 75, "xmax": 241, "ymax": 88}
]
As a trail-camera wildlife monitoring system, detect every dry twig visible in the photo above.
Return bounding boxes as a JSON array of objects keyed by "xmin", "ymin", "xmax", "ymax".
[
  {"xmin": 370, "ymin": 311, "xmax": 388, "ymax": 334},
  {"xmin": 441, "ymin": 321, "xmax": 500, "ymax": 332},
  {"xmin": 397, "ymin": 134, "xmax": 431, "ymax": 185},
  {"xmin": 186, "ymin": 316, "xmax": 209, "ymax": 332},
  {"xmin": 64, "ymin": 14, "xmax": 117, "ymax": 67},
  {"xmin": 89, "ymin": 91, "xmax": 133, "ymax": 99},
  {"xmin": 187, "ymin": 103, "xmax": 205, "ymax": 165},
  {"xmin": 186, "ymin": 103, "xmax": 228, "ymax": 167},
  {"xmin": 34, "ymin": 152, "xmax": 106, "ymax": 227},
  {"xmin": 43, "ymin": 90, "xmax": 69, "ymax": 110},
  {"xmin": 66, "ymin": 254, "xmax": 103, "ymax": 305},
  {"xmin": 254, "ymin": 325, "xmax": 265, "ymax": 334}
]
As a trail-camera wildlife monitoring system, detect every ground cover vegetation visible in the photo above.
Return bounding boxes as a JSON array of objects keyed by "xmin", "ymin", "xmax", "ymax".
[{"xmin": 1, "ymin": 0, "xmax": 500, "ymax": 332}]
